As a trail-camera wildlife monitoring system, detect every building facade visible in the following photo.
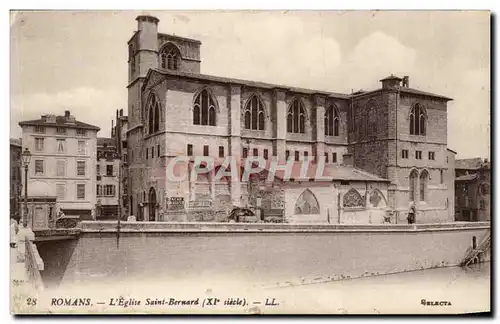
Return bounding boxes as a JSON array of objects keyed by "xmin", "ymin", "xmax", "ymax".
[
  {"xmin": 10, "ymin": 138, "xmax": 22, "ymax": 220},
  {"xmin": 19, "ymin": 111, "xmax": 100, "ymax": 220},
  {"xmin": 112, "ymin": 109, "xmax": 129, "ymax": 216},
  {"xmin": 349, "ymin": 76, "xmax": 454, "ymax": 223},
  {"xmin": 455, "ymin": 158, "xmax": 490, "ymax": 222},
  {"xmin": 125, "ymin": 15, "xmax": 455, "ymax": 224},
  {"xmin": 96, "ymin": 137, "xmax": 120, "ymax": 219}
]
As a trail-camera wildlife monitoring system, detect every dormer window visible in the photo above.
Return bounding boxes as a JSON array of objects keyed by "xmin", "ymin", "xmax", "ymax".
[{"xmin": 160, "ymin": 43, "xmax": 181, "ymax": 70}]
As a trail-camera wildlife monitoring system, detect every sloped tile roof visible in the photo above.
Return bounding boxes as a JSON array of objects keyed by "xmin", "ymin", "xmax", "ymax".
[
  {"xmin": 10, "ymin": 138, "xmax": 22, "ymax": 147},
  {"xmin": 455, "ymin": 158, "xmax": 485, "ymax": 170},
  {"xmin": 149, "ymin": 69, "xmax": 350, "ymax": 99},
  {"xmin": 455, "ymin": 174, "xmax": 479, "ymax": 182},
  {"xmin": 399, "ymin": 87, "xmax": 453, "ymax": 101},
  {"xmin": 251, "ymin": 161, "xmax": 389, "ymax": 182},
  {"xmin": 97, "ymin": 137, "xmax": 116, "ymax": 147},
  {"xmin": 19, "ymin": 117, "xmax": 100, "ymax": 131},
  {"xmin": 351, "ymin": 87, "xmax": 452, "ymax": 101}
]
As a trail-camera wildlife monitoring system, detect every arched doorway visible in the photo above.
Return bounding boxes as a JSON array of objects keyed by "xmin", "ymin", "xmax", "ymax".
[{"xmin": 149, "ymin": 187, "xmax": 157, "ymax": 221}]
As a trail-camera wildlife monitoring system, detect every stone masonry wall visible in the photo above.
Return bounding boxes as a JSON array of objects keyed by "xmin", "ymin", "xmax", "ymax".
[{"xmin": 36, "ymin": 222, "xmax": 490, "ymax": 290}]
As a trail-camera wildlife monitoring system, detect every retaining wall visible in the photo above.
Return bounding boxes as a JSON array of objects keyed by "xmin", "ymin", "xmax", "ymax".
[{"xmin": 35, "ymin": 221, "xmax": 490, "ymax": 289}]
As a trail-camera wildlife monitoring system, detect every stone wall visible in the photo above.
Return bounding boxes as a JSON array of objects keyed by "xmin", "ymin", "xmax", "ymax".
[
  {"xmin": 36, "ymin": 221, "xmax": 490, "ymax": 289},
  {"xmin": 281, "ymin": 181, "xmax": 390, "ymax": 224}
]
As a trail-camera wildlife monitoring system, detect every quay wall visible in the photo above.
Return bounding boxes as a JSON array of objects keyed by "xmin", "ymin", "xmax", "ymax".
[{"xmin": 35, "ymin": 222, "xmax": 490, "ymax": 289}]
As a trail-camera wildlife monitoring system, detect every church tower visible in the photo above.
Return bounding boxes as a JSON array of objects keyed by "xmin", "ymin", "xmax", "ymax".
[
  {"xmin": 128, "ymin": 14, "xmax": 159, "ymax": 127},
  {"xmin": 126, "ymin": 14, "xmax": 160, "ymax": 219}
]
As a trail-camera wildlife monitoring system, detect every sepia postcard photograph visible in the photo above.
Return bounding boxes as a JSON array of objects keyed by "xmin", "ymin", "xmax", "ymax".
[{"xmin": 8, "ymin": 8, "xmax": 491, "ymax": 315}]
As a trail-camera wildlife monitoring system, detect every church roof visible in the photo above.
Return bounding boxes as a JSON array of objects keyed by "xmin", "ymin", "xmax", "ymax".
[
  {"xmin": 351, "ymin": 87, "xmax": 452, "ymax": 101},
  {"xmin": 253, "ymin": 161, "xmax": 389, "ymax": 182},
  {"xmin": 146, "ymin": 68, "xmax": 350, "ymax": 99},
  {"xmin": 146, "ymin": 69, "xmax": 452, "ymax": 102},
  {"xmin": 399, "ymin": 87, "xmax": 453, "ymax": 101}
]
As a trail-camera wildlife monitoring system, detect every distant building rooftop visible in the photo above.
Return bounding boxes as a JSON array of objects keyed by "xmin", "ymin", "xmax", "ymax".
[
  {"xmin": 97, "ymin": 137, "xmax": 116, "ymax": 148},
  {"xmin": 10, "ymin": 138, "xmax": 22, "ymax": 147},
  {"xmin": 456, "ymin": 174, "xmax": 479, "ymax": 182},
  {"xmin": 455, "ymin": 158, "xmax": 490, "ymax": 170},
  {"xmin": 19, "ymin": 110, "xmax": 100, "ymax": 131}
]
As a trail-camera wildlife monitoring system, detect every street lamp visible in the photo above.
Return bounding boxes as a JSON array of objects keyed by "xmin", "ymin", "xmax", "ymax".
[{"xmin": 21, "ymin": 148, "xmax": 32, "ymax": 228}]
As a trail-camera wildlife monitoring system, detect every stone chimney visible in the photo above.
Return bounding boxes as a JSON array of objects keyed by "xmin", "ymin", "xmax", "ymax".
[
  {"xmin": 120, "ymin": 109, "xmax": 124, "ymax": 117},
  {"xmin": 46, "ymin": 114, "xmax": 56, "ymax": 123},
  {"xmin": 342, "ymin": 153, "xmax": 353, "ymax": 167},
  {"xmin": 402, "ymin": 76, "xmax": 410, "ymax": 87},
  {"xmin": 64, "ymin": 110, "xmax": 70, "ymax": 118}
]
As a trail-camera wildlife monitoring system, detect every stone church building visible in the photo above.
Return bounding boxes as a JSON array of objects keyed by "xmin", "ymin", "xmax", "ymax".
[{"xmin": 125, "ymin": 14, "xmax": 455, "ymax": 224}]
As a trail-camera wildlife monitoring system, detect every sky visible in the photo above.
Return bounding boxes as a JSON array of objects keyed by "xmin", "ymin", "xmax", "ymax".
[{"xmin": 9, "ymin": 10, "xmax": 490, "ymax": 159}]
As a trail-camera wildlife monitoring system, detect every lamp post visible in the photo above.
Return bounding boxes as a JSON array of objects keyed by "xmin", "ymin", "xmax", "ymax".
[{"xmin": 21, "ymin": 148, "xmax": 32, "ymax": 228}]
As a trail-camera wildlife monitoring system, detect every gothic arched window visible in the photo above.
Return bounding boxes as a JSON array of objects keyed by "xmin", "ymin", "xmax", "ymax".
[
  {"xmin": 294, "ymin": 189, "xmax": 320, "ymax": 214},
  {"xmin": 159, "ymin": 43, "xmax": 181, "ymax": 70},
  {"xmin": 193, "ymin": 89, "xmax": 217, "ymax": 126},
  {"xmin": 369, "ymin": 189, "xmax": 386, "ymax": 208},
  {"xmin": 420, "ymin": 170, "xmax": 429, "ymax": 202},
  {"xmin": 343, "ymin": 188, "xmax": 365, "ymax": 208},
  {"xmin": 244, "ymin": 95, "xmax": 266, "ymax": 130},
  {"xmin": 324, "ymin": 104, "xmax": 340, "ymax": 136},
  {"xmin": 410, "ymin": 103, "xmax": 427, "ymax": 135},
  {"xmin": 409, "ymin": 169, "xmax": 419, "ymax": 202},
  {"xmin": 287, "ymin": 98, "xmax": 306, "ymax": 133},
  {"xmin": 147, "ymin": 92, "xmax": 161, "ymax": 134}
]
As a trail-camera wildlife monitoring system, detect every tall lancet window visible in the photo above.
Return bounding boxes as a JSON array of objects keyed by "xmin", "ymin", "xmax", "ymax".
[
  {"xmin": 409, "ymin": 169, "xmax": 419, "ymax": 202},
  {"xmin": 324, "ymin": 104, "xmax": 340, "ymax": 136},
  {"xmin": 287, "ymin": 98, "xmax": 306, "ymax": 133},
  {"xmin": 147, "ymin": 92, "xmax": 161, "ymax": 134},
  {"xmin": 410, "ymin": 103, "xmax": 427, "ymax": 135},
  {"xmin": 193, "ymin": 89, "xmax": 217, "ymax": 126},
  {"xmin": 419, "ymin": 170, "xmax": 429, "ymax": 202},
  {"xmin": 244, "ymin": 95, "xmax": 265, "ymax": 130}
]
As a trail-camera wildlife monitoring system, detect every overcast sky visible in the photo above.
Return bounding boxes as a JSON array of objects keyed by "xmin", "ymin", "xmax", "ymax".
[{"xmin": 10, "ymin": 10, "xmax": 490, "ymax": 159}]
